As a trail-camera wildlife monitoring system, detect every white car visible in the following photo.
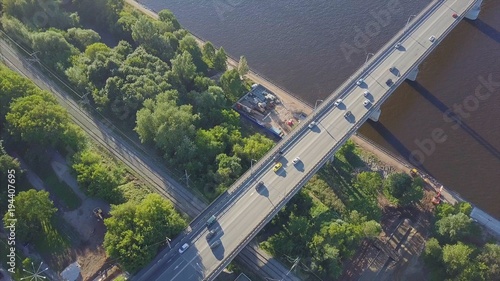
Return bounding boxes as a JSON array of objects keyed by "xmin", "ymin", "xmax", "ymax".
[
  {"xmin": 363, "ymin": 90, "xmax": 369, "ymax": 97},
  {"xmin": 334, "ymin": 99, "xmax": 342, "ymax": 106},
  {"xmin": 394, "ymin": 42, "xmax": 401, "ymax": 49},
  {"xmin": 308, "ymin": 121, "xmax": 317, "ymax": 129},
  {"xmin": 363, "ymin": 99, "xmax": 371, "ymax": 106},
  {"xmin": 356, "ymin": 78, "xmax": 364, "ymax": 86},
  {"xmin": 429, "ymin": 35, "xmax": 436, "ymax": 42},
  {"xmin": 179, "ymin": 243, "xmax": 189, "ymax": 254},
  {"xmin": 292, "ymin": 157, "xmax": 301, "ymax": 165}
]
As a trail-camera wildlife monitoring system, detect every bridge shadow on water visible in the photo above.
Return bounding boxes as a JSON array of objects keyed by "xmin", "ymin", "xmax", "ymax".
[
  {"xmin": 465, "ymin": 18, "xmax": 500, "ymax": 44},
  {"xmin": 366, "ymin": 120, "xmax": 434, "ymax": 177},
  {"xmin": 408, "ymin": 81, "xmax": 500, "ymax": 161}
]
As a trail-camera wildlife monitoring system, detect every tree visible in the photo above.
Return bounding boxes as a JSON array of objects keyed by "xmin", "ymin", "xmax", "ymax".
[
  {"xmin": 65, "ymin": 28, "xmax": 101, "ymax": 51},
  {"xmin": 131, "ymin": 16, "xmax": 176, "ymax": 61},
  {"xmin": 215, "ymin": 153, "xmax": 242, "ymax": 187},
  {"xmin": 178, "ymin": 35, "xmax": 207, "ymax": 74},
  {"xmin": 202, "ymin": 42, "xmax": 216, "ymax": 68},
  {"xmin": 442, "ymin": 242, "xmax": 473, "ymax": 276},
  {"xmin": 158, "ymin": 9, "xmax": 180, "ymax": 30},
  {"xmin": 170, "ymin": 51, "xmax": 197, "ymax": 89},
  {"xmin": 237, "ymin": 55, "xmax": 249, "ymax": 77},
  {"xmin": 31, "ymin": 30, "xmax": 78, "ymax": 70},
  {"xmin": 220, "ymin": 69, "xmax": 247, "ymax": 102},
  {"xmin": 436, "ymin": 213, "xmax": 472, "ymax": 242},
  {"xmin": 6, "ymin": 92, "xmax": 71, "ymax": 148},
  {"xmin": 3, "ymin": 190, "xmax": 57, "ymax": 243},
  {"xmin": 232, "ymin": 133, "xmax": 274, "ymax": 163},
  {"xmin": 353, "ymin": 171, "xmax": 382, "ymax": 195},
  {"xmin": 0, "ymin": 64, "xmax": 38, "ymax": 121},
  {"xmin": 383, "ymin": 173, "xmax": 423, "ymax": 206},
  {"xmin": 477, "ymin": 243, "xmax": 500, "ymax": 280},
  {"xmin": 72, "ymin": 150, "xmax": 124, "ymax": 203},
  {"xmin": 213, "ymin": 47, "xmax": 227, "ymax": 72},
  {"xmin": 424, "ymin": 237, "xmax": 442, "ymax": 265},
  {"xmin": 135, "ymin": 92, "xmax": 199, "ymax": 161},
  {"xmin": 73, "ymin": 0, "xmax": 124, "ymax": 29},
  {"xmin": 103, "ymin": 193, "xmax": 186, "ymax": 272},
  {"xmin": 0, "ymin": 16, "xmax": 32, "ymax": 47}
]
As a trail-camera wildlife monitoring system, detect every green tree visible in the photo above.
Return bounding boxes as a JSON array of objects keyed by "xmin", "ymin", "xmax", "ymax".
[
  {"xmin": 232, "ymin": 133, "xmax": 274, "ymax": 163},
  {"xmin": 202, "ymin": 42, "xmax": 216, "ymax": 68},
  {"xmin": 383, "ymin": 173, "xmax": 423, "ymax": 206},
  {"xmin": 3, "ymin": 190, "xmax": 57, "ymax": 243},
  {"xmin": 6, "ymin": 92, "xmax": 71, "ymax": 148},
  {"xmin": 0, "ymin": 64, "xmax": 38, "ymax": 121},
  {"xmin": 178, "ymin": 35, "xmax": 207, "ymax": 74},
  {"xmin": 65, "ymin": 28, "xmax": 101, "ymax": 51},
  {"xmin": 72, "ymin": 150, "xmax": 124, "ymax": 203},
  {"xmin": 213, "ymin": 47, "xmax": 227, "ymax": 72},
  {"xmin": 103, "ymin": 193, "xmax": 186, "ymax": 272},
  {"xmin": 353, "ymin": 171, "xmax": 382, "ymax": 195},
  {"xmin": 73, "ymin": 0, "xmax": 124, "ymax": 29},
  {"xmin": 0, "ymin": 16, "xmax": 32, "ymax": 47},
  {"xmin": 436, "ymin": 213, "xmax": 472, "ymax": 242},
  {"xmin": 131, "ymin": 16, "xmax": 176, "ymax": 61},
  {"xmin": 215, "ymin": 153, "xmax": 242, "ymax": 187},
  {"xmin": 31, "ymin": 30, "xmax": 78, "ymax": 70},
  {"xmin": 477, "ymin": 243, "xmax": 500, "ymax": 280},
  {"xmin": 135, "ymin": 92, "xmax": 199, "ymax": 161},
  {"xmin": 237, "ymin": 55, "xmax": 249, "ymax": 77},
  {"xmin": 220, "ymin": 69, "xmax": 247, "ymax": 102},
  {"xmin": 170, "ymin": 51, "xmax": 197, "ymax": 90},
  {"xmin": 158, "ymin": 9, "xmax": 180, "ymax": 30},
  {"xmin": 442, "ymin": 242, "xmax": 473, "ymax": 276},
  {"xmin": 424, "ymin": 237, "xmax": 442, "ymax": 265}
]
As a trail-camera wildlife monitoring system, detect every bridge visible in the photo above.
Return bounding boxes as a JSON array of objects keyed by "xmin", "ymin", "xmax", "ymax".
[{"xmin": 133, "ymin": 0, "xmax": 483, "ymax": 280}]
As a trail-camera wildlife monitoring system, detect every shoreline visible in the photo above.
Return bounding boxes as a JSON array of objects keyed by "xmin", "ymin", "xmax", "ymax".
[{"xmin": 125, "ymin": 0, "xmax": 500, "ymax": 238}]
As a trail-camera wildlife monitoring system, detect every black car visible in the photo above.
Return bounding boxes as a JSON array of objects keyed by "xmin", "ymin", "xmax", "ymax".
[
  {"xmin": 256, "ymin": 181, "xmax": 264, "ymax": 190},
  {"xmin": 386, "ymin": 79, "xmax": 393, "ymax": 86},
  {"xmin": 207, "ymin": 229, "xmax": 217, "ymax": 240}
]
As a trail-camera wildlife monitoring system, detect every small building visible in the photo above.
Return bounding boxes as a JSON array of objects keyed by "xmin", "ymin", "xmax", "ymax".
[{"xmin": 60, "ymin": 262, "xmax": 82, "ymax": 281}]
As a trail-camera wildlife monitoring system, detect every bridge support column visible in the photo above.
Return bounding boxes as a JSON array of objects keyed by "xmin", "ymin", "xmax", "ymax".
[
  {"xmin": 406, "ymin": 67, "xmax": 419, "ymax": 81},
  {"xmin": 369, "ymin": 107, "xmax": 381, "ymax": 122},
  {"xmin": 465, "ymin": 0, "xmax": 483, "ymax": 20}
]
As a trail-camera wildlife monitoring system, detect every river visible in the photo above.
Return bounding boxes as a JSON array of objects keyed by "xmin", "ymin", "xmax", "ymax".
[{"xmin": 139, "ymin": 0, "xmax": 500, "ymax": 218}]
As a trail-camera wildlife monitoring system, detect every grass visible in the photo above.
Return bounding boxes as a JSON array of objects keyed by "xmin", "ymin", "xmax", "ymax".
[{"xmin": 31, "ymin": 162, "xmax": 82, "ymax": 211}]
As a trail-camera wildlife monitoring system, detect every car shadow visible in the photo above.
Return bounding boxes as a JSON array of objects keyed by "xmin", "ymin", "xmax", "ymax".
[
  {"xmin": 363, "ymin": 92, "xmax": 374, "ymax": 102},
  {"xmin": 309, "ymin": 125, "xmax": 321, "ymax": 133},
  {"xmin": 293, "ymin": 162, "xmax": 305, "ymax": 172},
  {"xmin": 336, "ymin": 103, "xmax": 346, "ymax": 110},
  {"xmin": 390, "ymin": 67, "xmax": 401, "ymax": 77},
  {"xmin": 256, "ymin": 183, "xmax": 270, "ymax": 197},
  {"xmin": 345, "ymin": 114, "xmax": 356, "ymax": 124},
  {"xmin": 212, "ymin": 240, "xmax": 225, "ymax": 261}
]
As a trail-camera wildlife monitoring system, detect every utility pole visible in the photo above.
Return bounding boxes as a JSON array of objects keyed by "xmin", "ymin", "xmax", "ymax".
[{"xmin": 183, "ymin": 170, "xmax": 190, "ymax": 188}]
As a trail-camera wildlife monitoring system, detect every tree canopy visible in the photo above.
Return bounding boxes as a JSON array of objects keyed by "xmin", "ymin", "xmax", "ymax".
[
  {"xmin": 103, "ymin": 193, "xmax": 186, "ymax": 272},
  {"xmin": 383, "ymin": 172, "xmax": 424, "ymax": 206},
  {"xmin": 3, "ymin": 189, "xmax": 57, "ymax": 242}
]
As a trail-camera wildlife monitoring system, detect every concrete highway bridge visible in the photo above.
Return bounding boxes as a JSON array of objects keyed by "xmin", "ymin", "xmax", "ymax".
[{"xmin": 133, "ymin": 0, "xmax": 483, "ymax": 280}]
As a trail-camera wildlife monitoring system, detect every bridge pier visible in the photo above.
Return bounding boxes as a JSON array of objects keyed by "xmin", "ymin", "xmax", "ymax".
[
  {"xmin": 465, "ymin": 0, "xmax": 483, "ymax": 20},
  {"xmin": 406, "ymin": 67, "xmax": 419, "ymax": 81},
  {"xmin": 369, "ymin": 107, "xmax": 381, "ymax": 122}
]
